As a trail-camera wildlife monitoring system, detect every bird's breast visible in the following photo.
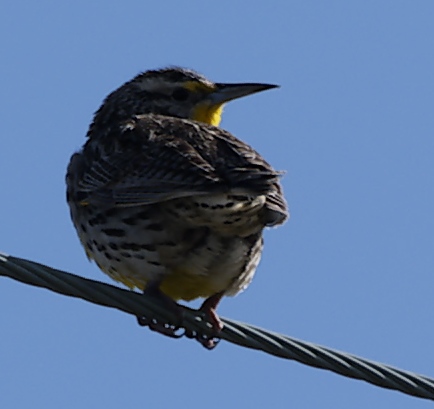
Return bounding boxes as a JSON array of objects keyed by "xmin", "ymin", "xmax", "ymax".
[{"xmin": 67, "ymin": 200, "xmax": 264, "ymax": 301}]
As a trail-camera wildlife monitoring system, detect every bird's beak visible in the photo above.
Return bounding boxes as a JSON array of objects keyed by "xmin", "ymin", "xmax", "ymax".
[
  {"xmin": 209, "ymin": 82, "xmax": 279, "ymax": 104},
  {"xmin": 192, "ymin": 82, "xmax": 279, "ymax": 126}
]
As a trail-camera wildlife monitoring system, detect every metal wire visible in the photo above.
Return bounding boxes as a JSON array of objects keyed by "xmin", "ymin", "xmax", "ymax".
[{"xmin": 1, "ymin": 252, "xmax": 434, "ymax": 401}]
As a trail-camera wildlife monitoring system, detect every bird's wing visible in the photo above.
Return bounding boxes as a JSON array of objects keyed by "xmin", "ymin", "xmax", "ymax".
[{"xmin": 69, "ymin": 115, "xmax": 286, "ymax": 212}]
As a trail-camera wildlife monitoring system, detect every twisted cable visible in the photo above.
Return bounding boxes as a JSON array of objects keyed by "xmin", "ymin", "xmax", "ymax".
[{"xmin": 1, "ymin": 252, "xmax": 434, "ymax": 401}]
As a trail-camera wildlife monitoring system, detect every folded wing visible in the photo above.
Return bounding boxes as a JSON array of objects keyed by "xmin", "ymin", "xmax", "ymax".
[{"xmin": 68, "ymin": 114, "xmax": 288, "ymax": 225}]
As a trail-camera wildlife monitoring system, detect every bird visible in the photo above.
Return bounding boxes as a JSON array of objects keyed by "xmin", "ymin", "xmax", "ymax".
[{"xmin": 66, "ymin": 67, "xmax": 288, "ymax": 348}]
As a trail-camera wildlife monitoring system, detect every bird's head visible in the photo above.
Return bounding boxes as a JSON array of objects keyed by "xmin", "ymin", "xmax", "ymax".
[{"xmin": 88, "ymin": 67, "xmax": 278, "ymax": 135}]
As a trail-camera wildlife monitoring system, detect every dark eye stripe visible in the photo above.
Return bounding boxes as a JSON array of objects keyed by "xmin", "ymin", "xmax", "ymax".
[{"xmin": 171, "ymin": 88, "xmax": 190, "ymax": 101}]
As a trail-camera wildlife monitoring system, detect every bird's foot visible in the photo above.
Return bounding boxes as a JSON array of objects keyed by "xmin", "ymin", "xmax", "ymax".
[
  {"xmin": 199, "ymin": 294, "xmax": 224, "ymax": 332},
  {"xmin": 185, "ymin": 292, "xmax": 224, "ymax": 350},
  {"xmin": 137, "ymin": 316, "xmax": 184, "ymax": 338},
  {"xmin": 136, "ymin": 285, "xmax": 185, "ymax": 339},
  {"xmin": 137, "ymin": 287, "xmax": 224, "ymax": 349},
  {"xmin": 184, "ymin": 329, "xmax": 221, "ymax": 350}
]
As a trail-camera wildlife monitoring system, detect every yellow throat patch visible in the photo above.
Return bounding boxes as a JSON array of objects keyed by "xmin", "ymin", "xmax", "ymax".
[
  {"xmin": 184, "ymin": 81, "xmax": 224, "ymax": 127},
  {"xmin": 191, "ymin": 102, "xmax": 224, "ymax": 126}
]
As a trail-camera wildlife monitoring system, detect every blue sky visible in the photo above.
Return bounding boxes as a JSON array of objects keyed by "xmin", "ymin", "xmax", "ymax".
[{"xmin": 1, "ymin": 1, "xmax": 433, "ymax": 408}]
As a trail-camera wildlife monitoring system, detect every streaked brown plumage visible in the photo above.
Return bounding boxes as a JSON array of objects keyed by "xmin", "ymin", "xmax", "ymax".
[{"xmin": 66, "ymin": 67, "xmax": 288, "ymax": 347}]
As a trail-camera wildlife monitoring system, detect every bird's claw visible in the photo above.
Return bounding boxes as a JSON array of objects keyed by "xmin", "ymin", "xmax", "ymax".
[
  {"xmin": 137, "ymin": 289, "xmax": 223, "ymax": 348},
  {"xmin": 136, "ymin": 316, "xmax": 185, "ymax": 339},
  {"xmin": 136, "ymin": 315, "xmax": 222, "ymax": 348},
  {"xmin": 185, "ymin": 328, "xmax": 221, "ymax": 350}
]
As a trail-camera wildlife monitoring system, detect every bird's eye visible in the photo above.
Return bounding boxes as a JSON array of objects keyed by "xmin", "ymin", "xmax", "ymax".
[{"xmin": 171, "ymin": 88, "xmax": 190, "ymax": 101}]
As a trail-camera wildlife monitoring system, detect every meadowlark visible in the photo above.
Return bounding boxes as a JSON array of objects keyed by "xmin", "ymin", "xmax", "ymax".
[{"xmin": 66, "ymin": 67, "xmax": 288, "ymax": 348}]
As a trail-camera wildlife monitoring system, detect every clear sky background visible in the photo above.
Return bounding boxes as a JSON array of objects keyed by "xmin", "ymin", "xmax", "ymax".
[{"xmin": 1, "ymin": 1, "xmax": 433, "ymax": 408}]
